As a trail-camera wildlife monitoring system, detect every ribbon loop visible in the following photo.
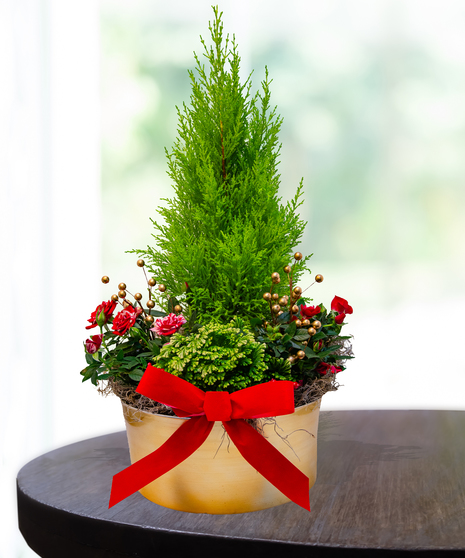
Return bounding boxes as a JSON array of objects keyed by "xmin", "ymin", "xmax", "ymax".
[{"xmin": 204, "ymin": 391, "xmax": 232, "ymax": 421}]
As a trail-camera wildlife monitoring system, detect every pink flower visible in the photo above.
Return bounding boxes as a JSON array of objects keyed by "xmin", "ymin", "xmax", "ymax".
[
  {"xmin": 300, "ymin": 304, "xmax": 321, "ymax": 318},
  {"xmin": 151, "ymin": 313, "xmax": 186, "ymax": 336},
  {"xmin": 85, "ymin": 334, "xmax": 102, "ymax": 354}
]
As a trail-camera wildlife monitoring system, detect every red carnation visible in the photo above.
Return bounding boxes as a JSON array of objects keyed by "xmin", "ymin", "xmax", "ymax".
[
  {"xmin": 151, "ymin": 313, "xmax": 186, "ymax": 336},
  {"xmin": 315, "ymin": 362, "xmax": 342, "ymax": 375},
  {"xmin": 331, "ymin": 296, "xmax": 353, "ymax": 315},
  {"xmin": 335, "ymin": 312, "xmax": 346, "ymax": 324},
  {"xmin": 86, "ymin": 300, "xmax": 117, "ymax": 330},
  {"xmin": 112, "ymin": 305, "xmax": 142, "ymax": 336},
  {"xmin": 331, "ymin": 296, "xmax": 352, "ymax": 325},
  {"xmin": 85, "ymin": 334, "xmax": 102, "ymax": 354},
  {"xmin": 300, "ymin": 304, "xmax": 321, "ymax": 318}
]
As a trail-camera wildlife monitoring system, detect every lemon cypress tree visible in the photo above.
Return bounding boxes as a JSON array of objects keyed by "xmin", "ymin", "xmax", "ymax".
[{"xmin": 135, "ymin": 7, "xmax": 309, "ymax": 323}]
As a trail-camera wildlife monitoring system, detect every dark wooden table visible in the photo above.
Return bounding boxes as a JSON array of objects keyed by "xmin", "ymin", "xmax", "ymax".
[{"xmin": 17, "ymin": 410, "xmax": 465, "ymax": 557}]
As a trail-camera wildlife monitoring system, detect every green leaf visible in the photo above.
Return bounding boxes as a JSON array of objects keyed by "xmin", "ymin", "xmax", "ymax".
[
  {"xmin": 304, "ymin": 347, "xmax": 319, "ymax": 359},
  {"xmin": 277, "ymin": 311, "xmax": 290, "ymax": 323},
  {"xmin": 312, "ymin": 331, "xmax": 327, "ymax": 341},
  {"xmin": 317, "ymin": 348, "xmax": 338, "ymax": 358},
  {"xmin": 128, "ymin": 370, "xmax": 144, "ymax": 382},
  {"xmin": 294, "ymin": 333, "xmax": 310, "ymax": 341},
  {"xmin": 85, "ymin": 353, "xmax": 96, "ymax": 366},
  {"xmin": 250, "ymin": 318, "xmax": 262, "ymax": 328},
  {"xmin": 285, "ymin": 321, "xmax": 297, "ymax": 337},
  {"xmin": 97, "ymin": 373, "xmax": 111, "ymax": 380},
  {"xmin": 82, "ymin": 367, "xmax": 95, "ymax": 381},
  {"xmin": 147, "ymin": 310, "xmax": 166, "ymax": 318}
]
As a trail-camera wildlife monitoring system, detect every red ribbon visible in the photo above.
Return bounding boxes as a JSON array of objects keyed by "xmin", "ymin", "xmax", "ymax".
[{"xmin": 109, "ymin": 364, "xmax": 311, "ymax": 511}]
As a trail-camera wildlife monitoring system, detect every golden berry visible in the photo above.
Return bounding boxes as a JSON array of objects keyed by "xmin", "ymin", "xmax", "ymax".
[
  {"xmin": 272, "ymin": 293, "xmax": 279, "ymax": 301},
  {"xmin": 294, "ymin": 252, "xmax": 303, "ymax": 261},
  {"xmin": 284, "ymin": 265, "xmax": 291, "ymax": 274},
  {"xmin": 145, "ymin": 315, "xmax": 154, "ymax": 324},
  {"xmin": 134, "ymin": 293, "xmax": 142, "ymax": 301},
  {"xmin": 291, "ymin": 305, "xmax": 299, "ymax": 313},
  {"xmin": 137, "ymin": 259, "xmax": 145, "ymax": 267},
  {"xmin": 174, "ymin": 305, "xmax": 182, "ymax": 313},
  {"xmin": 302, "ymin": 319, "xmax": 310, "ymax": 327},
  {"xmin": 315, "ymin": 274, "xmax": 323, "ymax": 283},
  {"xmin": 272, "ymin": 304, "xmax": 281, "ymax": 313},
  {"xmin": 295, "ymin": 319, "xmax": 302, "ymax": 328},
  {"xmin": 293, "ymin": 286, "xmax": 302, "ymax": 296},
  {"xmin": 111, "ymin": 294, "xmax": 118, "ymax": 302},
  {"xmin": 118, "ymin": 283, "xmax": 126, "ymax": 290},
  {"xmin": 288, "ymin": 356, "xmax": 296, "ymax": 364},
  {"xmin": 148, "ymin": 278, "xmax": 156, "ymax": 287},
  {"xmin": 308, "ymin": 327, "xmax": 316, "ymax": 336},
  {"xmin": 278, "ymin": 297, "xmax": 287, "ymax": 306},
  {"xmin": 118, "ymin": 290, "xmax": 126, "ymax": 298},
  {"xmin": 271, "ymin": 272, "xmax": 280, "ymax": 283},
  {"xmin": 158, "ymin": 284, "xmax": 166, "ymax": 292},
  {"xmin": 147, "ymin": 300, "xmax": 155, "ymax": 309},
  {"xmin": 297, "ymin": 350, "xmax": 305, "ymax": 359},
  {"xmin": 263, "ymin": 292, "xmax": 272, "ymax": 301},
  {"xmin": 101, "ymin": 276, "xmax": 110, "ymax": 284},
  {"xmin": 312, "ymin": 320, "xmax": 321, "ymax": 329}
]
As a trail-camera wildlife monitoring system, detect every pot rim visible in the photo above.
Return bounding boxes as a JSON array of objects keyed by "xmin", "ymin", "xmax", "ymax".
[{"xmin": 121, "ymin": 397, "xmax": 321, "ymax": 420}]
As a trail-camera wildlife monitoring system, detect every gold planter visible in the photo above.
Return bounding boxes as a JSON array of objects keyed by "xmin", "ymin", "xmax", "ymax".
[{"xmin": 122, "ymin": 398, "xmax": 321, "ymax": 514}]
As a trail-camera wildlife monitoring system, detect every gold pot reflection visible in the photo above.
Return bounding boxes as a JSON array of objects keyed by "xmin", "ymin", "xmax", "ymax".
[{"xmin": 122, "ymin": 398, "xmax": 321, "ymax": 514}]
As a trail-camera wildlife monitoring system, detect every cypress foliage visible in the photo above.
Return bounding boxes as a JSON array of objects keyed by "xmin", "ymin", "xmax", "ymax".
[{"xmin": 134, "ymin": 7, "xmax": 310, "ymax": 323}]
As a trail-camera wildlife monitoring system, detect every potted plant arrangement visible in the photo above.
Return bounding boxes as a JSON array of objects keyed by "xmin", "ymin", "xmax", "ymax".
[{"xmin": 81, "ymin": 8, "xmax": 353, "ymax": 514}]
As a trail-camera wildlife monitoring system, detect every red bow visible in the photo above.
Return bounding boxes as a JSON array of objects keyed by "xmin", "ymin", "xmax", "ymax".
[{"xmin": 109, "ymin": 365, "xmax": 311, "ymax": 511}]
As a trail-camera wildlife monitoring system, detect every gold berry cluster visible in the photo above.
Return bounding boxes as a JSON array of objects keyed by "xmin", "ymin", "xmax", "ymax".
[
  {"xmin": 262, "ymin": 252, "xmax": 323, "ymax": 324},
  {"xmin": 101, "ymin": 259, "xmax": 183, "ymax": 325}
]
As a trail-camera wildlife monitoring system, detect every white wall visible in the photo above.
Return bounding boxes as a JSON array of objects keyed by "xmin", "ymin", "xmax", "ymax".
[{"xmin": 0, "ymin": 1, "xmax": 109, "ymax": 556}]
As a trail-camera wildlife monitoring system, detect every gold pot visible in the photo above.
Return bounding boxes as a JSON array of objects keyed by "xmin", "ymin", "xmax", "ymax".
[{"xmin": 122, "ymin": 398, "xmax": 321, "ymax": 514}]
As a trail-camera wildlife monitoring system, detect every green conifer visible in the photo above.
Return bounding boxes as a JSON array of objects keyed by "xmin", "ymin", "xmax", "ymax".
[{"xmin": 134, "ymin": 7, "xmax": 310, "ymax": 323}]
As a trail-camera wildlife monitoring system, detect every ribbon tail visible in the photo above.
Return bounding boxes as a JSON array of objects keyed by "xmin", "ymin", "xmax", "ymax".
[
  {"xmin": 109, "ymin": 416, "xmax": 213, "ymax": 508},
  {"xmin": 223, "ymin": 420, "xmax": 311, "ymax": 512}
]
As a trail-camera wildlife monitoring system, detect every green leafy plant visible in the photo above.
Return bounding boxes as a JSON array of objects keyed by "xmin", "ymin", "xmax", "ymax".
[
  {"xmin": 81, "ymin": 8, "xmax": 354, "ymax": 406},
  {"xmin": 155, "ymin": 317, "xmax": 268, "ymax": 391}
]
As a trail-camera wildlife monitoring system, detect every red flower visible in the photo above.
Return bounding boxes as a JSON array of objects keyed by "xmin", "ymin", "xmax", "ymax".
[
  {"xmin": 86, "ymin": 300, "xmax": 117, "ymax": 330},
  {"xmin": 331, "ymin": 296, "xmax": 353, "ymax": 315},
  {"xmin": 300, "ymin": 304, "xmax": 321, "ymax": 318},
  {"xmin": 85, "ymin": 334, "xmax": 102, "ymax": 354},
  {"xmin": 112, "ymin": 305, "xmax": 142, "ymax": 336},
  {"xmin": 151, "ymin": 313, "xmax": 186, "ymax": 336},
  {"xmin": 315, "ymin": 362, "xmax": 342, "ymax": 375},
  {"xmin": 331, "ymin": 296, "xmax": 352, "ymax": 325},
  {"xmin": 335, "ymin": 312, "xmax": 346, "ymax": 324}
]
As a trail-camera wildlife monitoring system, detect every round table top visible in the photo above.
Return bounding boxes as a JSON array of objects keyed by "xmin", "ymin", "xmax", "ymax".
[{"xmin": 17, "ymin": 410, "xmax": 465, "ymax": 557}]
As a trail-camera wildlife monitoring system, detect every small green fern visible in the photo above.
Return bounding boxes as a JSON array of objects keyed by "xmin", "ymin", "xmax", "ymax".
[{"xmin": 155, "ymin": 318, "xmax": 268, "ymax": 391}]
